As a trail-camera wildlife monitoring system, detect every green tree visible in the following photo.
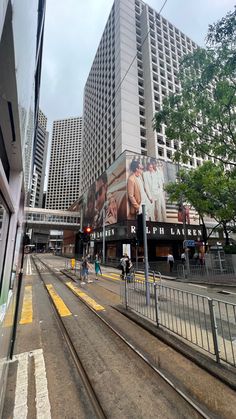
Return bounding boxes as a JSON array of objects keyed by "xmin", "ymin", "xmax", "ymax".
[
  {"xmin": 154, "ymin": 8, "xmax": 236, "ymax": 166},
  {"xmin": 165, "ymin": 162, "xmax": 236, "ymax": 245}
]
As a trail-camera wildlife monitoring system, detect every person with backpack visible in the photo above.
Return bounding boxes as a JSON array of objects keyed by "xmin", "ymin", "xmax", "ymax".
[{"xmin": 120, "ymin": 254, "xmax": 129, "ymax": 279}]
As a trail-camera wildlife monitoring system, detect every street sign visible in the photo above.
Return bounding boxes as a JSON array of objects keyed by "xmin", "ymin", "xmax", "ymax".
[{"xmin": 183, "ymin": 240, "xmax": 195, "ymax": 248}]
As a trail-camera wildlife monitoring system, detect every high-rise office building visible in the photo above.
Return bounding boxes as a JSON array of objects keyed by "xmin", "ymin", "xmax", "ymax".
[
  {"xmin": 81, "ymin": 0, "xmax": 198, "ymax": 194},
  {"xmin": 46, "ymin": 117, "xmax": 82, "ymax": 210},
  {"xmin": 29, "ymin": 109, "xmax": 49, "ymax": 207}
]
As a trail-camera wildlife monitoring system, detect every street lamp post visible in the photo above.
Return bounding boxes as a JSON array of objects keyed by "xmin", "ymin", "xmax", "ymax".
[
  {"xmin": 142, "ymin": 204, "xmax": 150, "ymax": 305},
  {"xmin": 102, "ymin": 207, "xmax": 105, "ymax": 265},
  {"xmin": 177, "ymin": 162, "xmax": 190, "ymax": 275}
]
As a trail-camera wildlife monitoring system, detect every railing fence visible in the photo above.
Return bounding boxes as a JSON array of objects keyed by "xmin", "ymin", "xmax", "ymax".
[{"xmin": 121, "ymin": 275, "xmax": 236, "ymax": 368}]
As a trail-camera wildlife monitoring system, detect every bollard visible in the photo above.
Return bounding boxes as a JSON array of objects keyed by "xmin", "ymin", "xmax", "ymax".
[{"xmin": 71, "ymin": 258, "xmax": 75, "ymax": 270}]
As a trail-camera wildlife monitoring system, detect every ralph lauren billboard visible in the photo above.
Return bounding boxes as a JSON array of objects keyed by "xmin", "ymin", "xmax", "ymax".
[{"xmin": 78, "ymin": 151, "xmax": 201, "ymax": 229}]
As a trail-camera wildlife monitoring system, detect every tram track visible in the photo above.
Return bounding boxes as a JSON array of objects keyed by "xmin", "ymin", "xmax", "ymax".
[
  {"xmin": 32, "ymin": 256, "xmax": 106, "ymax": 419},
  {"xmin": 31, "ymin": 256, "xmax": 223, "ymax": 419}
]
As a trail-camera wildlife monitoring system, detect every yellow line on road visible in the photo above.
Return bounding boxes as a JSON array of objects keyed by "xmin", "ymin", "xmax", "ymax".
[
  {"xmin": 19, "ymin": 286, "xmax": 33, "ymax": 324},
  {"xmin": 102, "ymin": 272, "xmax": 160, "ymax": 282},
  {"xmin": 46, "ymin": 284, "xmax": 71, "ymax": 317},
  {"xmin": 102, "ymin": 273, "xmax": 120, "ymax": 281},
  {"xmin": 66, "ymin": 282, "xmax": 105, "ymax": 311}
]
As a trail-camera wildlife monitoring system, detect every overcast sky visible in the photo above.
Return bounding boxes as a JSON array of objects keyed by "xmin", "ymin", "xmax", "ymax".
[{"xmin": 40, "ymin": 0, "xmax": 235, "ymax": 132}]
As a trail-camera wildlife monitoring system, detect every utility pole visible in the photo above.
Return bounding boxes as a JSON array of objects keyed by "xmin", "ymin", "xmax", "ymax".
[
  {"xmin": 182, "ymin": 204, "xmax": 190, "ymax": 275},
  {"xmin": 102, "ymin": 207, "xmax": 105, "ymax": 265},
  {"xmin": 177, "ymin": 163, "xmax": 190, "ymax": 276},
  {"xmin": 142, "ymin": 204, "xmax": 150, "ymax": 305}
]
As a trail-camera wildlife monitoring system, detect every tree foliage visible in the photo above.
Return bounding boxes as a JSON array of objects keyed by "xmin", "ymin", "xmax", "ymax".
[
  {"xmin": 165, "ymin": 162, "xmax": 236, "ymax": 245},
  {"xmin": 154, "ymin": 8, "xmax": 236, "ymax": 166}
]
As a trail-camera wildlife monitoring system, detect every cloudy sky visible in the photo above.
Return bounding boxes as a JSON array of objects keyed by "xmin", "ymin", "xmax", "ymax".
[{"xmin": 40, "ymin": 0, "xmax": 235, "ymax": 132}]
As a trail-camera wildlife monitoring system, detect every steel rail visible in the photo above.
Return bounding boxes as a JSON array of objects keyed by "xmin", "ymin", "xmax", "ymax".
[
  {"xmin": 32, "ymin": 257, "xmax": 107, "ymax": 419},
  {"xmin": 35, "ymin": 257, "xmax": 214, "ymax": 419}
]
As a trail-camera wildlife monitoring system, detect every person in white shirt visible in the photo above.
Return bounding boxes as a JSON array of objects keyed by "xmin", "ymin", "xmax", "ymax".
[
  {"xmin": 181, "ymin": 252, "xmax": 186, "ymax": 265},
  {"xmin": 167, "ymin": 252, "xmax": 174, "ymax": 272}
]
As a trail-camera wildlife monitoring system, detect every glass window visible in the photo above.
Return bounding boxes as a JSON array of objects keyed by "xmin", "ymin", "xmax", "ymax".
[{"xmin": 0, "ymin": 194, "xmax": 10, "ymax": 286}]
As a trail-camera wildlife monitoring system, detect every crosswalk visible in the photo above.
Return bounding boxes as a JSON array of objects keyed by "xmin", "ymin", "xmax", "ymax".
[{"xmin": 12, "ymin": 349, "xmax": 51, "ymax": 419}]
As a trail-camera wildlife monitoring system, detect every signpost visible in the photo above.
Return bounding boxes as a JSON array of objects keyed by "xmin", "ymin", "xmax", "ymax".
[{"xmin": 183, "ymin": 240, "xmax": 196, "ymax": 248}]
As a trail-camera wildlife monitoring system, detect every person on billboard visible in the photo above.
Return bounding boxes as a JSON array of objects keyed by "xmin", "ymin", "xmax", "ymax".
[
  {"xmin": 143, "ymin": 160, "xmax": 159, "ymax": 221},
  {"xmin": 127, "ymin": 160, "xmax": 152, "ymax": 219},
  {"xmin": 155, "ymin": 160, "xmax": 166, "ymax": 222},
  {"xmin": 106, "ymin": 192, "xmax": 118, "ymax": 224},
  {"xmin": 94, "ymin": 173, "xmax": 108, "ymax": 228}
]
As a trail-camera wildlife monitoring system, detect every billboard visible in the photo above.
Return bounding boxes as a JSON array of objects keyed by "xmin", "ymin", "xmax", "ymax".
[{"xmin": 78, "ymin": 151, "xmax": 200, "ymax": 229}]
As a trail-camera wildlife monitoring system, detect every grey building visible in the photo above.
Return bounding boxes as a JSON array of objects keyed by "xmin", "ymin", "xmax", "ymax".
[
  {"xmin": 81, "ymin": 0, "xmax": 198, "ymax": 194},
  {"xmin": 29, "ymin": 109, "xmax": 49, "ymax": 207},
  {"xmin": 46, "ymin": 117, "xmax": 82, "ymax": 210}
]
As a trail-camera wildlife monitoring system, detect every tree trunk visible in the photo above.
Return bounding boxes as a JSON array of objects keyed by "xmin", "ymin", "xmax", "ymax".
[{"xmin": 200, "ymin": 215, "xmax": 208, "ymax": 245}]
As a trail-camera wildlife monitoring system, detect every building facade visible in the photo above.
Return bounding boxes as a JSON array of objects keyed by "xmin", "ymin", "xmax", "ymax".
[
  {"xmin": 46, "ymin": 117, "xmax": 82, "ymax": 210},
  {"xmin": 81, "ymin": 0, "xmax": 198, "ymax": 194},
  {"xmin": 0, "ymin": 0, "xmax": 45, "ymax": 412},
  {"xmin": 68, "ymin": 0, "xmax": 205, "ymax": 262},
  {"xmin": 29, "ymin": 109, "xmax": 49, "ymax": 208},
  {"xmin": 65, "ymin": 151, "xmax": 205, "ymax": 265}
]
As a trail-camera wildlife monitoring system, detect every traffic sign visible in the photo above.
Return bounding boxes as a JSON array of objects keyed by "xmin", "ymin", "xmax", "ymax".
[{"xmin": 183, "ymin": 240, "xmax": 195, "ymax": 248}]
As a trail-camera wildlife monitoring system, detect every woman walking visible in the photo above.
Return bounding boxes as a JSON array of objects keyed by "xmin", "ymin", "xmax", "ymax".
[{"xmin": 94, "ymin": 255, "xmax": 102, "ymax": 280}]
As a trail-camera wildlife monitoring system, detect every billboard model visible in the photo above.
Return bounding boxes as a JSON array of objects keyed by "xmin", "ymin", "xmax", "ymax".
[{"xmin": 79, "ymin": 151, "xmax": 199, "ymax": 229}]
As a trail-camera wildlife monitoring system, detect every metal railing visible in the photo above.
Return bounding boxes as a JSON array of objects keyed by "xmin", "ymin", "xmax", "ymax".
[
  {"xmin": 177, "ymin": 264, "xmax": 236, "ymax": 284},
  {"xmin": 121, "ymin": 277, "xmax": 236, "ymax": 367},
  {"xmin": 64, "ymin": 259, "xmax": 81, "ymax": 278}
]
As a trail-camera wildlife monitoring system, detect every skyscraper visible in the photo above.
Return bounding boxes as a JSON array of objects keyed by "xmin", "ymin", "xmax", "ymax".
[
  {"xmin": 81, "ymin": 0, "xmax": 198, "ymax": 194},
  {"xmin": 29, "ymin": 109, "xmax": 49, "ymax": 207},
  {"xmin": 46, "ymin": 117, "xmax": 82, "ymax": 210}
]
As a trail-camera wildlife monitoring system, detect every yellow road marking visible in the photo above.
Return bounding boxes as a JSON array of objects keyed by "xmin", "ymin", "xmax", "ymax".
[
  {"xmin": 102, "ymin": 272, "xmax": 160, "ymax": 282},
  {"xmin": 19, "ymin": 286, "xmax": 33, "ymax": 324},
  {"xmin": 66, "ymin": 282, "xmax": 105, "ymax": 311},
  {"xmin": 102, "ymin": 273, "xmax": 120, "ymax": 281},
  {"xmin": 46, "ymin": 284, "xmax": 71, "ymax": 317}
]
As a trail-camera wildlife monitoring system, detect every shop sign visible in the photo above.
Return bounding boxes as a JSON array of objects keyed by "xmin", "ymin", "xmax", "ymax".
[{"xmin": 130, "ymin": 224, "xmax": 202, "ymax": 239}]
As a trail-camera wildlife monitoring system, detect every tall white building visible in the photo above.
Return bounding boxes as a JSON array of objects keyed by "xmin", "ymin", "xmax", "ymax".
[
  {"xmin": 81, "ymin": 0, "xmax": 198, "ymax": 193},
  {"xmin": 29, "ymin": 109, "xmax": 49, "ymax": 207},
  {"xmin": 46, "ymin": 117, "xmax": 82, "ymax": 210}
]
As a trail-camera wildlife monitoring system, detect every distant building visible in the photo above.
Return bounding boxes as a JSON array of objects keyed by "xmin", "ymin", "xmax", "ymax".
[
  {"xmin": 80, "ymin": 0, "xmax": 198, "ymax": 195},
  {"xmin": 29, "ymin": 109, "xmax": 49, "ymax": 207},
  {"xmin": 46, "ymin": 117, "xmax": 82, "ymax": 210}
]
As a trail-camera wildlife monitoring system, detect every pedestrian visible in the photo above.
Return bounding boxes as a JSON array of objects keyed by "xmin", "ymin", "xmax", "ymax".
[
  {"xmin": 81, "ymin": 257, "xmax": 88, "ymax": 284},
  {"xmin": 81, "ymin": 257, "xmax": 93, "ymax": 284},
  {"xmin": 181, "ymin": 252, "xmax": 186, "ymax": 265},
  {"xmin": 120, "ymin": 254, "xmax": 129, "ymax": 279},
  {"xmin": 167, "ymin": 252, "xmax": 174, "ymax": 273},
  {"xmin": 126, "ymin": 257, "xmax": 133, "ymax": 282},
  {"xmin": 94, "ymin": 256, "xmax": 102, "ymax": 280}
]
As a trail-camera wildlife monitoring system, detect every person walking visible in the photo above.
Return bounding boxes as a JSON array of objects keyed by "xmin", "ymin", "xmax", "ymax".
[
  {"xmin": 94, "ymin": 256, "xmax": 102, "ymax": 280},
  {"xmin": 81, "ymin": 257, "xmax": 88, "ymax": 284},
  {"xmin": 120, "ymin": 254, "xmax": 129, "ymax": 279},
  {"xmin": 81, "ymin": 257, "xmax": 93, "ymax": 284},
  {"xmin": 167, "ymin": 252, "xmax": 174, "ymax": 273},
  {"xmin": 181, "ymin": 252, "xmax": 186, "ymax": 265}
]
